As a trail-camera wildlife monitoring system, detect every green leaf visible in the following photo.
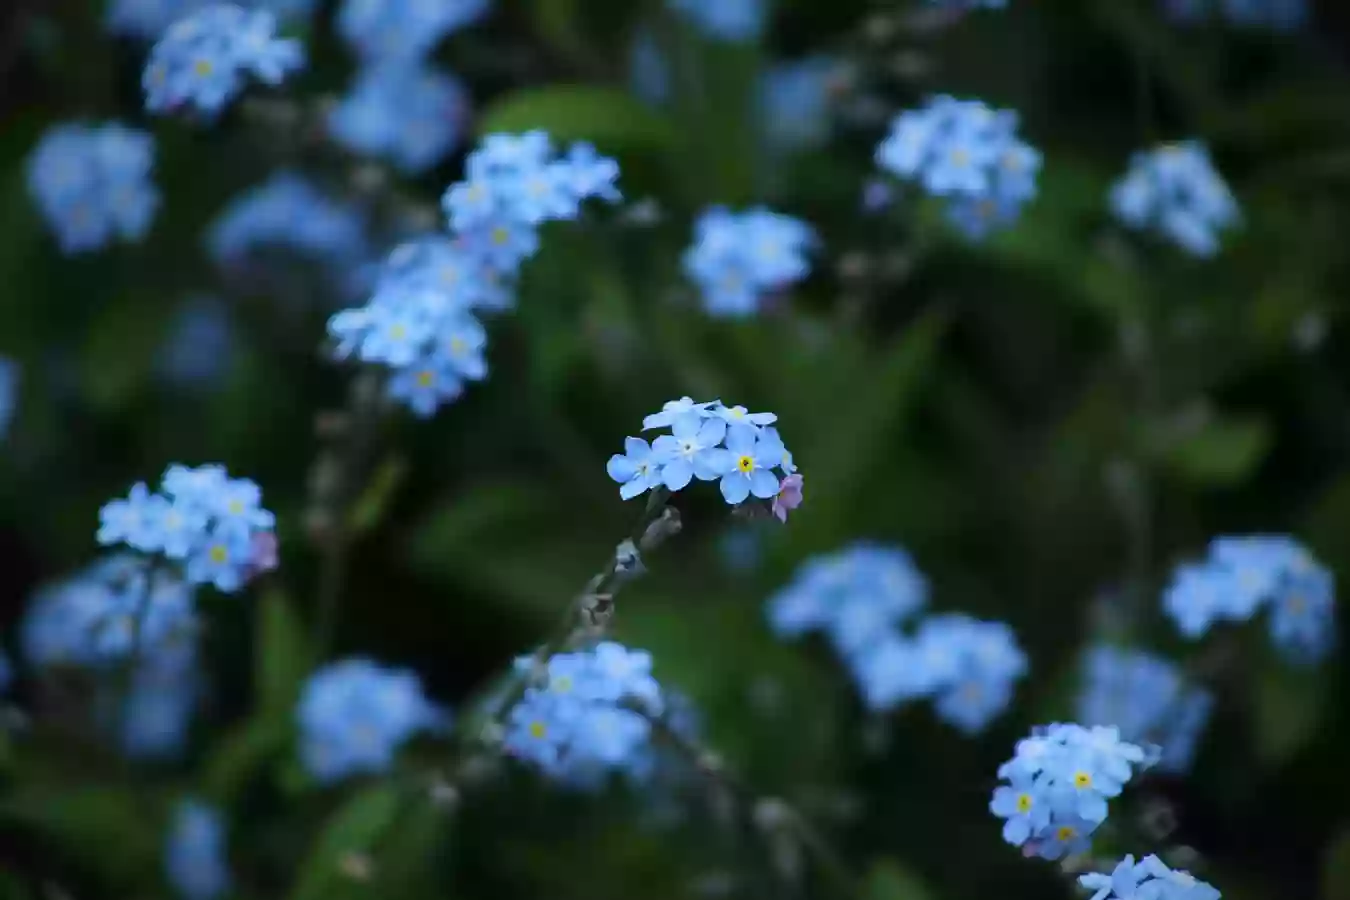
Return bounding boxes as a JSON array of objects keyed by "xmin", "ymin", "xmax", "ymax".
[
  {"xmin": 1322, "ymin": 828, "xmax": 1350, "ymax": 900},
  {"xmin": 1252, "ymin": 663, "xmax": 1324, "ymax": 765},
  {"xmin": 290, "ymin": 785, "xmax": 405, "ymax": 900},
  {"xmin": 865, "ymin": 859, "xmax": 935, "ymax": 900},
  {"xmin": 1161, "ymin": 415, "xmax": 1271, "ymax": 487},
  {"xmin": 0, "ymin": 785, "xmax": 161, "ymax": 888},
  {"xmin": 348, "ymin": 454, "xmax": 408, "ymax": 536},
  {"xmin": 475, "ymin": 85, "xmax": 677, "ymax": 153},
  {"xmin": 201, "ymin": 718, "xmax": 291, "ymax": 803},
  {"xmin": 256, "ymin": 588, "xmax": 314, "ymax": 721}
]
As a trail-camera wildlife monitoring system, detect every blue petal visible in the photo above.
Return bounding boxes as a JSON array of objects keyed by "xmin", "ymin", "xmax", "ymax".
[
  {"xmin": 725, "ymin": 424, "xmax": 757, "ymax": 455},
  {"xmin": 622, "ymin": 436, "xmax": 650, "ymax": 459},
  {"xmin": 607, "ymin": 455, "xmax": 638, "ymax": 483},
  {"xmin": 692, "ymin": 450, "xmax": 723, "ymax": 481},
  {"xmin": 670, "ymin": 412, "xmax": 702, "ymax": 440},
  {"xmin": 662, "ymin": 459, "xmax": 693, "ymax": 491},
  {"xmin": 697, "ymin": 418, "xmax": 727, "ymax": 446},
  {"xmin": 620, "ymin": 478, "xmax": 648, "ymax": 500},
  {"xmin": 720, "ymin": 473, "xmax": 751, "ymax": 504},
  {"xmin": 749, "ymin": 468, "xmax": 779, "ymax": 499}
]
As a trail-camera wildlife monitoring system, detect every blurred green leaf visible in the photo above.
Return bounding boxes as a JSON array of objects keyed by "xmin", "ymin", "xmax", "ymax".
[
  {"xmin": 1160, "ymin": 415, "xmax": 1271, "ymax": 487},
  {"xmin": 202, "ymin": 718, "xmax": 291, "ymax": 803},
  {"xmin": 0, "ymin": 785, "xmax": 160, "ymax": 888},
  {"xmin": 290, "ymin": 785, "xmax": 404, "ymax": 900},
  {"xmin": 256, "ymin": 588, "xmax": 314, "ymax": 721},
  {"xmin": 865, "ymin": 859, "xmax": 935, "ymax": 900},
  {"xmin": 476, "ymin": 85, "xmax": 677, "ymax": 153},
  {"xmin": 348, "ymin": 455, "xmax": 409, "ymax": 536},
  {"xmin": 1322, "ymin": 828, "xmax": 1350, "ymax": 900},
  {"xmin": 80, "ymin": 297, "xmax": 166, "ymax": 412},
  {"xmin": 1252, "ymin": 663, "xmax": 1324, "ymax": 766}
]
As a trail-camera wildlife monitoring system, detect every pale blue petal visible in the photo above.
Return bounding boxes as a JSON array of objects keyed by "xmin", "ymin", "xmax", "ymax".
[
  {"xmin": 697, "ymin": 418, "xmax": 727, "ymax": 446},
  {"xmin": 720, "ymin": 473, "xmax": 751, "ymax": 504},
  {"xmin": 725, "ymin": 424, "xmax": 757, "ymax": 454},
  {"xmin": 749, "ymin": 468, "xmax": 779, "ymax": 499},
  {"xmin": 623, "ymin": 436, "xmax": 650, "ymax": 459},
  {"xmin": 670, "ymin": 412, "xmax": 702, "ymax": 440},
  {"xmin": 620, "ymin": 479, "xmax": 647, "ymax": 500},
  {"xmin": 607, "ymin": 455, "xmax": 638, "ymax": 483},
  {"xmin": 704, "ymin": 448, "xmax": 736, "ymax": 474},
  {"xmin": 692, "ymin": 451, "xmax": 723, "ymax": 481},
  {"xmin": 662, "ymin": 459, "xmax": 693, "ymax": 491}
]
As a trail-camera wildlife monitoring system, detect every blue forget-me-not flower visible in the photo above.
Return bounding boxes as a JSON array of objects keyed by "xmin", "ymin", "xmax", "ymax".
[
  {"xmin": 683, "ymin": 207, "xmax": 814, "ymax": 317},
  {"xmin": 875, "ymin": 94, "xmax": 1041, "ymax": 240},
  {"xmin": 337, "ymin": 0, "xmax": 491, "ymax": 62},
  {"xmin": 329, "ymin": 61, "xmax": 471, "ymax": 175},
  {"xmin": 143, "ymin": 4, "xmax": 304, "ymax": 118},
  {"xmin": 1080, "ymin": 853, "xmax": 1222, "ymax": 900},
  {"xmin": 1110, "ymin": 142, "xmax": 1239, "ymax": 257},
  {"xmin": 159, "ymin": 297, "xmax": 234, "ymax": 389},
  {"xmin": 97, "ymin": 463, "xmax": 278, "ymax": 593},
  {"xmin": 991, "ymin": 723, "xmax": 1153, "ymax": 860},
  {"xmin": 610, "ymin": 398, "xmax": 802, "ymax": 515},
  {"xmin": 108, "ymin": 0, "xmax": 319, "ymax": 40},
  {"xmin": 296, "ymin": 657, "xmax": 444, "ymax": 783},
  {"xmin": 26, "ymin": 122, "xmax": 159, "ymax": 255},
  {"xmin": 164, "ymin": 799, "xmax": 231, "ymax": 900},
  {"xmin": 758, "ymin": 57, "xmax": 846, "ymax": 154},
  {"xmin": 1163, "ymin": 535, "xmax": 1335, "ymax": 663},
  {"xmin": 1077, "ymin": 644, "xmax": 1213, "ymax": 773},
  {"xmin": 504, "ymin": 642, "xmax": 670, "ymax": 786}
]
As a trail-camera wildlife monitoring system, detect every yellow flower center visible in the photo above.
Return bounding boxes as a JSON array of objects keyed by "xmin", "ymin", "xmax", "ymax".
[
  {"xmin": 1073, "ymin": 771, "xmax": 1092, "ymax": 790},
  {"xmin": 1015, "ymin": 794, "xmax": 1033, "ymax": 813},
  {"xmin": 227, "ymin": 499, "xmax": 244, "ymax": 515},
  {"xmin": 416, "ymin": 370, "xmax": 434, "ymax": 388},
  {"xmin": 729, "ymin": 408, "xmax": 745, "ymax": 419},
  {"xmin": 209, "ymin": 544, "xmax": 228, "ymax": 564},
  {"xmin": 737, "ymin": 455, "xmax": 755, "ymax": 474},
  {"xmin": 1056, "ymin": 826, "xmax": 1077, "ymax": 842},
  {"xmin": 449, "ymin": 337, "xmax": 467, "ymax": 357},
  {"xmin": 950, "ymin": 148, "xmax": 970, "ymax": 167},
  {"xmin": 552, "ymin": 676, "xmax": 573, "ymax": 693},
  {"xmin": 193, "ymin": 58, "xmax": 213, "ymax": 77},
  {"xmin": 491, "ymin": 226, "xmax": 510, "ymax": 245},
  {"xmin": 528, "ymin": 721, "xmax": 547, "ymax": 740},
  {"xmin": 1287, "ymin": 594, "xmax": 1307, "ymax": 613},
  {"xmin": 439, "ymin": 265, "xmax": 459, "ymax": 285},
  {"xmin": 390, "ymin": 324, "xmax": 407, "ymax": 340}
]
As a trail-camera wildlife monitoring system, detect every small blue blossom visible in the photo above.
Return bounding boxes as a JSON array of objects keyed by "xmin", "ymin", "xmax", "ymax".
[
  {"xmin": 207, "ymin": 173, "xmax": 370, "ymax": 281},
  {"xmin": 651, "ymin": 413, "xmax": 728, "ymax": 490},
  {"xmin": 1110, "ymin": 142, "xmax": 1239, "ymax": 257},
  {"xmin": 1163, "ymin": 535, "xmax": 1335, "ymax": 663},
  {"xmin": 668, "ymin": 0, "xmax": 767, "ymax": 42},
  {"xmin": 96, "ymin": 464, "xmax": 278, "ymax": 593},
  {"xmin": 337, "ymin": 0, "xmax": 490, "ymax": 61},
  {"xmin": 759, "ymin": 57, "xmax": 845, "ymax": 154},
  {"xmin": 330, "ymin": 62, "xmax": 470, "ymax": 174},
  {"xmin": 991, "ymin": 723, "xmax": 1152, "ymax": 860},
  {"xmin": 1078, "ymin": 645, "xmax": 1213, "ymax": 773},
  {"xmin": 915, "ymin": 614, "xmax": 1028, "ymax": 734},
  {"xmin": 712, "ymin": 424, "xmax": 784, "ymax": 504},
  {"xmin": 26, "ymin": 122, "xmax": 159, "ymax": 254},
  {"xmin": 1080, "ymin": 854, "xmax": 1222, "ymax": 900},
  {"xmin": 607, "ymin": 437, "xmax": 669, "ymax": 501},
  {"xmin": 505, "ymin": 642, "xmax": 667, "ymax": 785},
  {"xmin": 164, "ymin": 799, "xmax": 230, "ymax": 900},
  {"xmin": 143, "ymin": 4, "xmax": 304, "ymax": 118},
  {"xmin": 875, "ymin": 95, "xmax": 1040, "ymax": 240},
  {"xmin": 684, "ymin": 207, "xmax": 814, "ymax": 317},
  {"xmin": 159, "ymin": 297, "xmax": 234, "ymax": 389},
  {"xmin": 296, "ymin": 658, "xmax": 443, "ymax": 783},
  {"xmin": 642, "ymin": 396, "xmax": 720, "ymax": 430}
]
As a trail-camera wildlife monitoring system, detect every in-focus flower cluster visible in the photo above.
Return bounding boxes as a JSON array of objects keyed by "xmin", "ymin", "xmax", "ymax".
[
  {"xmin": 1163, "ymin": 535, "xmax": 1335, "ymax": 663},
  {"xmin": 875, "ymin": 95, "xmax": 1041, "ymax": 239},
  {"xmin": 329, "ymin": 62, "xmax": 470, "ymax": 174},
  {"xmin": 296, "ymin": 658, "xmax": 443, "ymax": 783},
  {"xmin": 505, "ymin": 642, "xmax": 677, "ymax": 786},
  {"xmin": 683, "ymin": 208, "xmax": 813, "ymax": 318},
  {"xmin": 337, "ymin": 0, "xmax": 491, "ymax": 62},
  {"xmin": 164, "ymin": 799, "xmax": 231, "ymax": 900},
  {"xmin": 97, "ymin": 463, "xmax": 278, "ymax": 593},
  {"xmin": 26, "ymin": 122, "xmax": 159, "ymax": 254},
  {"xmin": 768, "ymin": 544, "xmax": 1027, "ymax": 733},
  {"xmin": 608, "ymin": 397, "xmax": 802, "ymax": 516},
  {"xmin": 1110, "ymin": 142, "xmax": 1239, "ymax": 257},
  {"xmin": 668, "ymin": 0, "xmax": 767, "ymax": 42},
  {"xmin": 1162, "ymin": 0, "xmax": 1306, "ymax": 30},
  {"xmin": 1078, "ymin": 645, "xmax": 1213, "ymax": 774},
  {"xmin": 21, "ymin": 556, "xmax": 202, "ymax": 759},
  {"xmin": 1080, "ymin": 854, "xmax": 1221, "ymax": 900},
  {"xmin": 206, "ymin": 172, "xmax": 371, "ymax": 297},
  {"xmin": 990, "ymin": 723, "xmax": 1153, "ymax": 860},
  {"xmin": 143, "ymin": 4, "xmax": 304, "ymax": 118}
]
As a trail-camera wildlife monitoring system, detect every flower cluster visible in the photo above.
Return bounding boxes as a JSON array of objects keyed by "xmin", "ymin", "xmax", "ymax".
[
  {"xmin": 206, "ymin": 172, "xmax": 370, "ymax": 278},
  {"xmin": 143, "ymin": 4, "xmax": 304, "ymax": 118},
  {"xmin": 329, "ymin": 62, "xmax": 470, "ymax": 174},
  {"xmin": 164, "ymin": 799, "xmax": 231, "ymax": 900},
  {"xmin": 1110, "ymin": 142, "xmax": 1239, "ymax": 257},
  {"xmin": 607, "ymin": 398, "xmax": 802, "ymax": 515},
  {"xmin": 337, "ymin": 0, "xmax": 491, "ymax": 62},
  {"xmin": 682, "ymin": 208, "xmax": 814, "ymax": 317},
  {"xmin": 668, "ymin": 0, "xmax": 767, "ymax": 42},
  {"xmin": 767, "ymin": 544, "xmax": 1027, "ymax": 732},
  {"xmin": 1163, "ymin": 0, "xmax": 1306, "ymax": 30},
  {"xmin": 21, "ymin": 557, "xmax": 203, "ymax": 759},
  {"xmin": 26, "ymin": 122, "xmax": 159, "ymax": 255},
  {"xmin": 441, "ymin": 132, "xmax": 621, "ymax": 279},
  {"xmin": 1080, "ymin": 854, "xmax": 1221, "ymax": 900},
  {"xmin": 1078, "ymin": 645, "xmax": 1213, "ymax": 773},
  {"xmin": 875, "ymin": 95, "xmax": 1041, "ymax": 239},
  {"xmin": 1163, "ymin": 535, "xmax": 1335, "ymax": 663},
  {"xmin": 990, "ymin": 723, "xmax": 1153, "ymax": 860},
  {"xmin": 97, "ymin": 464, "xmax": 278, "ymax": 593},
  {"xmin": 296, "ymin": 658, "xmax": 444, "ymax": 783},
  {"xmin": 504, "ymin": 642, "xmax": 670, "ymax": 785}
]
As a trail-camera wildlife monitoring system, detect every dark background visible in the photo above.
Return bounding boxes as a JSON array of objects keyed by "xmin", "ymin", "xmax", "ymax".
[{"xmin": 1, "ymin": 1, "xmax": 1350, "ymax": 899}]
